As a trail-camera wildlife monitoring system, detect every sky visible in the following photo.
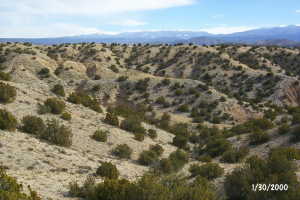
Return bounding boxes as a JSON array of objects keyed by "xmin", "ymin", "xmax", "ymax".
[{"xmin": 0, "ymin": 0, "xmax": 300, "ymax": 38}]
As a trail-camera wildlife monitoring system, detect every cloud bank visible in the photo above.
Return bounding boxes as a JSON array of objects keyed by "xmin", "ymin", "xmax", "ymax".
[
  {"xmin": 110, "ymin": 20, "xmax": 147, "ymax": 27},
  {"xmin": 2, "ymin": 0, "xmax": 195, "ymax": 16},
  {"xmin": 0, "ymin": 0, "xmax": 196, "ymax": 37}
]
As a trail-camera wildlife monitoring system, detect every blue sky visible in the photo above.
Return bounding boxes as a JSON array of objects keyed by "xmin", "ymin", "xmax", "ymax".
[{"xmin": 0, "ymin": 0, "xmax": 299, "ymax": 37}]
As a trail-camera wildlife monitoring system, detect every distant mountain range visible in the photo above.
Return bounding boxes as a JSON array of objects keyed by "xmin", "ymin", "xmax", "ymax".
[{"xmin": 1, "ymin": 25, "xmax": 300, "ymax": 46}]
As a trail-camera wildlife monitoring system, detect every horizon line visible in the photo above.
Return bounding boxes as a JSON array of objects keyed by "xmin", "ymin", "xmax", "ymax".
[{"xmin": 1, "ymin": 24, "xmax": 299, "ymax": 39}]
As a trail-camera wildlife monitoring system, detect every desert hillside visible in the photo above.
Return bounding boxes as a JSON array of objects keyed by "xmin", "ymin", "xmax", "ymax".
[{"xmin": 1, "ymin": 42, "xmax": 300, "ymax": 200}]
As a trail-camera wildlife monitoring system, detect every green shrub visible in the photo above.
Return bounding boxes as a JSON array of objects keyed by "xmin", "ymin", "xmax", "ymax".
[
  {"xmin": 37, "ymin": 103, "xmax": 51, "ymax": 114},
  {"xmin": 161, "ymin": 79, "xmax": 171, "ymax": 86},
  {"xmin": 175, "ymin": 89, "xmax": 183, "ymax": 96},
  {"xmin": 38, "ymin": 67, "xmax": 50, "ymax": 78},
  {"xmin": 120, "ymin": 117, "xmax": 146, "ymax": 134},
  {"xmin": 103, "ymin": 112, "xmax": 119, "ymax": 126},
  {"xmin": 168, "ymin": 149, "xmax": 189, "ymax": 172},
  {"xmin": 157, "ymin": 113, "xmax": 171, "ymax": 130},
  {"xmin": 44, "ymin": 98, "xmax": 66, "ymax": 114},
  {"xmin": 138, "ymin": 145, "xmax": 164, "ymax": 166},
  {"xmin": 0, "ymin": 167, "xmax": 42, "ymax": 200},
  {"xmin": 54, "ymin": 66, "xmax": 63, "ymax": 76},
  {"xmin": 290, "ymin": 126, "xmax": 300, "ymax": 143},
  {"xmin": 249, "ymin": 118, "xmax": 274, "ymax": 130},
  {"xmin": 68, "ymin": 181, "xmax": 82, "ymax": 197},
  {"xmin": 291, "ymin": 108, "xmax": 300, "ymax": 124},
  {"xmin": 21, "ymin": 115, "xmax": 45, "ymax": 135},
  {"xmin": 169, "ymin": 123, "xmax": 189, "ymax": 137},
  {"xmin": 112, "ymin": 144, "xmax": 132, "ymax": 159},
  {"xmin": 249, "ymin": 130, "xmax": 270, "ymax": 145},
  {"xmin": 78, "ymin": 176, "xmax": 95, "ymax": 198},
  {"xmin": 67, "ymin": 92, "xmax": 82, "ymax": 104},
  {"xmin": 138, "ymin": 150, "xmax": 159, "ymax": 166},
  {"xmin": 96, "ymin": 162, "xmax": 119, "ymax": 179},
  {"xmin": 70, "ymin": 173, "xmax": 217, "ymax": 200},
  {"xmin": 135, "ymin": 78, "xmax": 150, "ymax": 93},
  {"xmin": 225, "ymin": 154, "xmax": 300, "ymax": 200},
  {"xmin": 189, "ymin": 163, "xmax": 224, "ymax": 180},
  {"xmin": 148, "ymin": 129, "xmax": 157, "ymax": 139},
  {"xmin": 92, "ymin": 84, "xmax": 101, "ymax": 92},
  {"xmin": 269, "ymin": 147, "xmax": 300, "ymax": 160},
  {"xmin": 117, "ymin": 76, "xmax": 128, "ymax": 82},
  {"xmin": 150, "ymin": 144, "xmax": 164, "ymax": 156},
  {"xmin": 204, "ymin": 137, "xmax": 232, "ymax": 157},
  {"xmin": 134, "ymin": 132, "xmax": 145, "ymax": 141},
  {"xmin": 221, "ymin": 147, "xmax": 249, "ymax": 163},
  {"xmin": 89, "ymin": 178, "xmax": 133, "ymax": 200},
  {"xmin": 189, "ymin": 133, "xmax": 199, "ymax": 143},
  {"xmin": 68, "ymin": 91, "xmax": 102, "ymax": 113},
  {"xmin": 107, "ymin": 102, "xmax": 146, "ymax": 121},
  {"xmin": 88, "ymin": 101, "xmax": 103, "ymax": 113},
  {"xmin": 197, "ymin": 155, "xmax": 212, "ymax": 162},
  {"xmin": 156, "ymin": 96, "xmax": 167, "ymax": 105},
  {"xmin": 172, "ymin": 135, "xmax": 188, "ymax": 149},
  {"xmin": 92, "ymin": 130, "xmax": 108, "ymax": 142},
  {"xmin": 278, "ymin": 123, "xmax": 290, "ymax": 135},
  {"xmin": 158, "ymin": 158, "xmax": 174, "ymax": 174},
  {"xmin": 51, "ymin": 84, "xmax": 65, "ymax": 97},
  {"xmin": 230, "ymin": 118, "xmax": 273, "ymax": 135},
  {"xmin": 110, "ymin": 65, "xmax": 119, "ymax": 73},
  {"xmin": 61, "ymin": 112, "xmax": 72, "ymax": 121},
  {"xmin": 0, "ymin": 71, "xmax": 11, "ymax": 81},
  {"xmin": 0, "ymin": 55, "xmax": 7, "ymax": 64},
  {"xmin": 41, "ymin": 119, "xmax": 72, "ymax": 147},
  {"xmin": 0, "ymin": 109, "xmax": 18, "ymax": 131},
  {"xmin": 0, "ymin": 82, "xmax": 16, "ymax": 104},
  {"xmin": 177, "ymin": 104, "xmax": 189, "ymax": 112}
]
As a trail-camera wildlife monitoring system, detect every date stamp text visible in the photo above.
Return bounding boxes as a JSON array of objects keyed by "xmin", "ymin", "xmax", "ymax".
[{"xmin": 252, "ymin": 184, "xmax": 288, "ymax": 192}]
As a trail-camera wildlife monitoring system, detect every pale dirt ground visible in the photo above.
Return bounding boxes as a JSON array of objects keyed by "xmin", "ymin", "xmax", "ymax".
[
  {"xmin": 1, "ymin": 43, "xmax": 300, "ymax": 199},
  {"xmin": 0, "ymin": 79, "xmax": 177, "ymax": 199}
]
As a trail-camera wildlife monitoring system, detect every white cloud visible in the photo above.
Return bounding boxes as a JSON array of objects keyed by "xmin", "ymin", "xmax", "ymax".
[
  {"xmin": 200, "ymin": 26, "xmax": 256, "ymax": 34},
  {"xmin": 3, "ymin": 0, "xmax": 195, "ymax": 16},
  {"xmin": 296, "ymin": 10, "xmax": 300, "ymax": 13},
  {"xmin": 0, "ymin": 0, "xmax": 195, "ymax": 37},
  {"xmin": 278, "ymin": 24, "xmax": 290, "ymax": 27},
  {"xmin": 110, "ymin": 19, "xmax": 147, "ymax": 26},
  {"xmin": 0, "ymin": 23, "xmax": 117, "ymax": 38}
]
